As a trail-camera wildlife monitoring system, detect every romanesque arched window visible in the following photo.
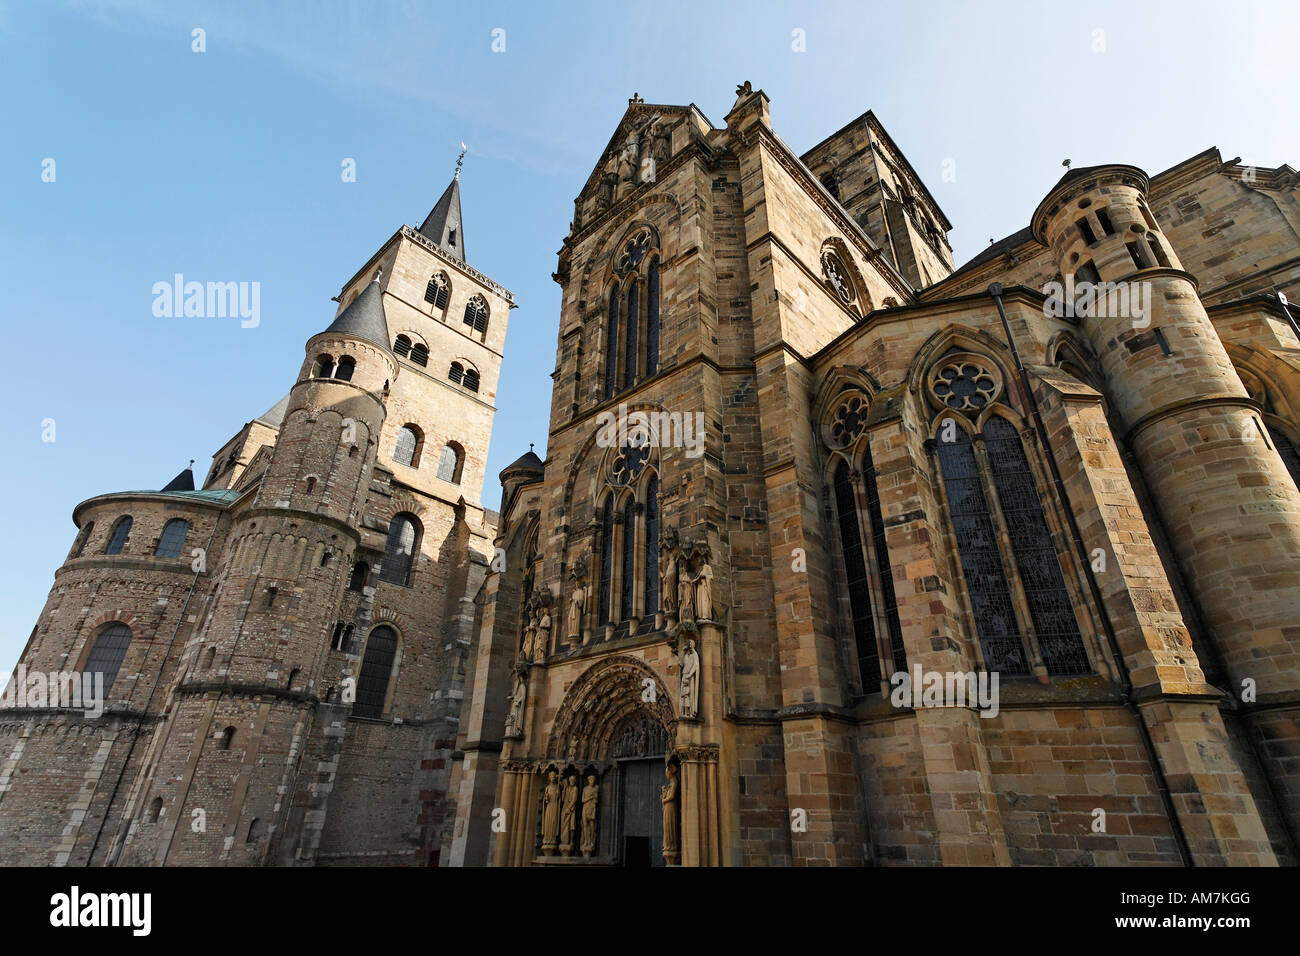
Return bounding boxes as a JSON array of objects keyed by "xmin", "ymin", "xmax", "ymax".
[
  {"xmin": 393, "ymin": 425, "xmax": 422, "ymax": 468},
  {"xmin": 83, "ymin": 622, "xmax": 132, "ymax": 695},
  {"xmin": 313, "ymin": 354, "xmax": 335, "ymax": 378},
  {"xmin": 410, "ymin": 342, "xmax": 429, "ymax": 367},
  {"xmin": 644, "ymin": 473, "xmax": 660, "ymax": 614},
  {"xmin": 449, "ymin": 361, "xmax": 465, "ymax": 386},
  {"xmin": 462, "ymin": 367, "xmax": 480, "ymax": 392},
  {"xmin": 218, "ymin": 726, "xmax": 235, "ymax": 750},
  {"xmin": 348, "ymin": 561, "xmax": 369, "ymax": 592},
  {"xmin": 437, "ymin": 443, "xmax": 463, "ymax": 483},
  {"xmin": 380, "ymin": 513, "xmax": 420, "ymax": 586},
  {"xmin": 155, "ymin": 519, "xmax": 190, "ymax": 559},
  {"xmin": 334, "ymin": 356, "xmax": 355, "ymax": 382},
  {"xmin": 105, "ymin": 516, "xmax": 132, "ymax": 555},
  {"xmin": 71, "ymin": 521, "xmax": 93, "ymax": 559},
  {"xmin": 355, "ymin": 625, "xmax": 398, "ymax": 718},
  {"xmin": 597, "ymin": 496, "xmax": 614, "ymax": 626},
  {"xmin": 394, "ymin": 334, "xmax": 412, "ymax": 357}
]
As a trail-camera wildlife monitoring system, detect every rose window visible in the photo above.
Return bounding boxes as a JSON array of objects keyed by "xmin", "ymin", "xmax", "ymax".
[
  {"xmin": 609, "ymin": 441, "xmax": 649, "ymax": 486},
  {"xmin": 931, "ymin": 361, "xmax": 1000, "ymax": 412},
  {"xmin": 617, "ymin": 229, "xmax": 653, "ymax": 275},
  {"xmin": 829, "ymin": 394, "xmax": 868, "ymax": 447}
]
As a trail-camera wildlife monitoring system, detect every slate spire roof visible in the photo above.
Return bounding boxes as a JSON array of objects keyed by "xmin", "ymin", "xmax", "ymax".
[
  {"xmin": 419, "ymin": 171, "xmax": 466, "ymax": 262},
  {"xmin": 161, "ymin": 462, "xmax": 196, "ymax": 492},
  {"xmin": 322, "ymin": 276, "xmax": 391, "ymax": 352}
]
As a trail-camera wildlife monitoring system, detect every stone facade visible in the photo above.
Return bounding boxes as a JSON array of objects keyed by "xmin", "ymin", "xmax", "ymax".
[
  {"xmin": 0, "ymin": 172, "xmax": 511, "ymax": 866},
  {"xmin": 5, "ymin": 82, "xmax": 1299, "ymax": 868},
  {"xmin": 447, "ymin": 84, "xmax": 1300, "ymax": 867}
]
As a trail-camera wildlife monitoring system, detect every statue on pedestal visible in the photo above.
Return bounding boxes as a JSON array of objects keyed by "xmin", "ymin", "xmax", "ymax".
[
  {"xmin": 560, "ymin": 773, "xmax": 579, "ymax": 857},
  {"xmin": 581, "ymin": 774, "xmax": 599, "ymax": 857},
  {"xmin": 541, "ymin": 769, "xmax": 561, "ymax": 856},
  {"xmin": 679, "ymin": 638, "xmax": 700, "ymax": 719},
  {"xmin": 661, "ymin": 763, "xmax": 680, "ymax": 865}
]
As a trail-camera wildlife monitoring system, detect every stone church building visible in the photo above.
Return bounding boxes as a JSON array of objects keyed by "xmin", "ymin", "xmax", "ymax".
[{"xmin": 4, "ymin": 83, "xmax": 1300, "ymax": 866}]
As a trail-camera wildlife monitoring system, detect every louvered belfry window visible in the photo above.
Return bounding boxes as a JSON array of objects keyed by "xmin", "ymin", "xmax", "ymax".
[{"xmin": 425, "ymin": 274, "xmax": 450, "ymax": 310}]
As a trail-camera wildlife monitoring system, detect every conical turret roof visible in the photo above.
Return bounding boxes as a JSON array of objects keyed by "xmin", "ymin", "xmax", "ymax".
[{"xmin": 322, "ymin": 277, "xmax": 391, "ymax": 351}]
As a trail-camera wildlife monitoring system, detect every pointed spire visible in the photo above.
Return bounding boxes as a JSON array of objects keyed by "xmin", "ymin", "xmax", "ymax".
[
  {"xmin": 162, "ymin": 462, "xmax": 196, "ymax": 492},
  {"xmin": 322, "ymin": 273, "xmax": 392, "ymax": 352},
  {"xmin": 419, "ymin": 148, "xmax": 467, "ymax": 262}
]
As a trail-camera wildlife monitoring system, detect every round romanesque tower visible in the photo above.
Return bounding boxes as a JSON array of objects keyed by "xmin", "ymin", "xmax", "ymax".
[
  {"xmin": 114, "ymin": 277, "xmax": 397, "ymax": 865},
  {"xmin": 1032, "ymin": 165, "xmax": 1300, "ymax": 700}
]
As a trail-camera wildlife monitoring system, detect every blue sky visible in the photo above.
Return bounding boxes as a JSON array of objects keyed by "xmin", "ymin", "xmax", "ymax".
[{"xmin": 1, "ymin": 0, "xmax": 1295, "ymax": 668}]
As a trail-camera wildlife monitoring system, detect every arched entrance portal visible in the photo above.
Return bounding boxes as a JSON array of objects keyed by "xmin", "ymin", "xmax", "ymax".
[{"xmin": 546, "ymin": 655, "xmax": 676, "ymax": 867}]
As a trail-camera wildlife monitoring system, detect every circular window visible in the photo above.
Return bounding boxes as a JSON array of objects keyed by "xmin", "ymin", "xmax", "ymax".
[
  {"xmin": 828, "ymin": 394, "xmax": 868, "ymax": 448},
  {"xmin": 929, "ymin": 357, "xmax": 1002, "ymax": 413}
]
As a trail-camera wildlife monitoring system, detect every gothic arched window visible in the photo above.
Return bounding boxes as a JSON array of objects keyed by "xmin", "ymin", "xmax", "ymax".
[
  {"xmin": 861, "ymin": 444, "xmax": 906, "ymax": 672},
  {"xmin": 604, "ymin": 284, "xmax": 620, "ymax": 399},
  {"xmin": 354, "ymin": 625, "xmax": 398, "ymax": 718},
  {"xmin": 597, "ymin": 497, "xmax": 614, "ymax": 626},
  {"xmin": 935, "ymin": 426, "xmax": 1028, "ymax": 675},
  {"xmin": 393, "ymin": 425, "xmax": 422, "ymax": 468},
  {"xmin": 624, "ymin": 281, "xmax": 639, "ymax": 390},
  {"xmin": 644, "ymin": 474, "xmax": 660, "ymax": 614},
  {"xmin": 983, "ymin": 416, "xmax": 1089, "ymax": 675},
  {"xmin": 379, "ymin": 513, "xmax": 420, "ymax": 586},
  {"xmin": 833, "ymin": 461, "xmax": 881, "ymax": 690},
  {"xmin": 425, "ymin": 272, "xmax": 450, "ymax": 312},
  {"xmin": 105, "ymin": 516, "xmax": 132, "ymax": 555},
  {"xmin": 646, "ymin": 257, "xmax": 660, "ymax": 377},
  {"xmin": 620, "ymin": 496, "xmax": 637, "ymax": 622},
  {"xmin": 464, "ymin": 295, "xmax": 489, "ymax": 337},
  {"xmin": 83, "ymin": 622, "xmax": 132, "ymax": 695},
  {"xmin": 155, "ymin": 519, "xmax": 191, "ymax": 559}
]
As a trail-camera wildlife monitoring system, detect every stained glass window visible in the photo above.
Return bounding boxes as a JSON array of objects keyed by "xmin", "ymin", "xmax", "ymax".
[
  {"xmin": 983, "ymin": 417, "xmax": 1089, "ymax": 675},
  {"xmin": 645, "ymin": 475, "xmax": 660, "ymax": 614},
  {"xmin": 935, "ymin": 426, "xmax": 1028, "ymax": 674},
  {"xmin": 605, "ymin": 286, "xmax": 620, "ymax": 399},
  {"xmin": 646, "ymin": 258, "xmax": 660, "ymax": 377},
  {"xmin": 620, "ymin": 498, "xmax": 637, "ymax": 621},
  {"xmin": 834, "ymin": 462, "xmax": 880, "ymax": 691},
  {"xmin": 861, "ymin": 446, "xmax": 905, "ymax": 672},
  {"xmin": 624, "ymin": 281, "xmax": 639, "ymax": 389},
  {"xmin": 598, "ymin": 497, "xmax": 614, "ymax": 625}
]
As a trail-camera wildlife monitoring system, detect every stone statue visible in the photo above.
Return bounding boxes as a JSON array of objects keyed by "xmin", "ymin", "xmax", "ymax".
[
  {"xmin": 659, "ymin": 532, "xmax": 678, "ymax": 618},
  {"xmin": 679, "ymin": 638, "xmax": 700, "ymax": 718},
  {"xmin": 661, "ymin": 764, "xmax": 680, "ymax": 865},
  {"xmin": 695, "ymin": 561, "xmax": 714, "ymax": 622},
  {"xmin": 541, "ymin": 769, "xmax": 562, "ymax": 855},
  {"xmin": 652, "ymin": 122, "xmax": 671, "ymax": 166},
  {"xmin": 534, "ymin": 607, "xmax": 551, "ymax": 661},
  {"xmin": 567, "ymin": 557, "xmax": 588, "ymax": 641},
  {"xmin": 560, "ymin": 774, "xmax": 579, "ymax": 856},
  {"xmin": 521, "ymin": 604, "xmax": 537, "ymax": 661},
  {"xmin": 504, "ymin": 673, "xmax": 526, "ymax": 737},
  {"xmin": 580, "ymin": 774, "xmax": 599, "ymax": 857},
  {"xmin": 677, "ymin": 562, "xmax": 696, "ymax": 627}
]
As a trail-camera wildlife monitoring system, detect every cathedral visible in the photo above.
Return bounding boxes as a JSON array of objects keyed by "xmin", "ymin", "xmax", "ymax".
[{"xmin": 3, "ymin": 83, "xmax": 1300, "ymax": 867}]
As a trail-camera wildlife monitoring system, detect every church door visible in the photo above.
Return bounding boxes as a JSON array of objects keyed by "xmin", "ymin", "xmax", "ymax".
[{"xmin": 619, "ymin": 758, "xmax": 665, "ymax": 867}]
